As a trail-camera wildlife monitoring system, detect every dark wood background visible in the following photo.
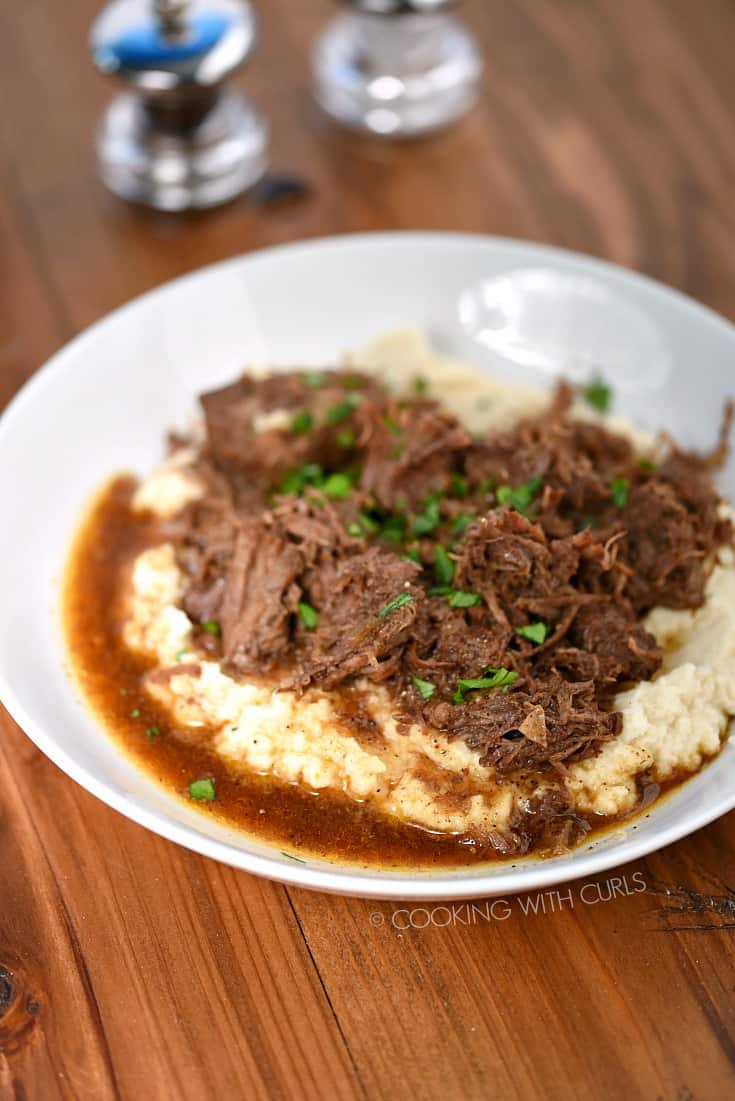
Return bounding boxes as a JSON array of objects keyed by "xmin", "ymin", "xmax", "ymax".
[{"xmin": 2, "ymin": 1, "xmax": 735, "ymax": 1098}]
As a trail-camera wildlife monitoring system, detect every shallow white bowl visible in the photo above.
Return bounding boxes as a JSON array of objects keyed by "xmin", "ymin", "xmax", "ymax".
[{"xmin": 1, "ymin": 232, "xmax": 734, "ymax": 900}]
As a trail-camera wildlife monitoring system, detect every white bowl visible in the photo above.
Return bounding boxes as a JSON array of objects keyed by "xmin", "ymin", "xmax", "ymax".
[{"xmin": 1, "ymin": 232, "xmax": 734, "ymax": 900}]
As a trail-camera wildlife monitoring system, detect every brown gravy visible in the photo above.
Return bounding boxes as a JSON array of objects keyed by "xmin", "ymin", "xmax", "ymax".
[{"xmin": 62, "ymin": 477, "xmax": 690, "ymax": 870}]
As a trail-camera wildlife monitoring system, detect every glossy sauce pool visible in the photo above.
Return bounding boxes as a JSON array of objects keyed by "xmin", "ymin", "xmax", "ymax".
[{"xmin": 63, "ymin": 477, "xmax": 687, "ymax": 870}]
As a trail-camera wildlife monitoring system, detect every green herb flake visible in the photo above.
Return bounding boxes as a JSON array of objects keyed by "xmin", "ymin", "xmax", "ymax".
[
  {"xmin": 496, "ymin": 476, "xmax": 543, "ymax": 517},
  {"xmin": 453, "ymin": 668, "xmax": 519, "ymax": 702},
  {"xmin": 321, "ymin": 472, "xmax": 353, "ymax": 500},
  {"xmin": 145, "ymin": 726, "xmax": 161, "ymax": 741},
  {"xmin": 428, "ymin": 585, "xmax": 451, "ymax": 596},
  {"xmin": 280, "ymin": 462, "xmax": 324, "ymax": 496},
  {"xmin": 638, "ymin": 457, "xmax": 656, "ymax": 472},
  {"xmin": 326, "ymin": 395, "xmax": 361, "ymax": 425},
  {"xmin": 412, "ymin": 676, "xmax": 437, "ymax": 701},
  {"xmin": 349, "ymin": 511, "xmax": 381, "ymax": 538},
  {"xmin": 188, "ymin": 778, "xmax": 216, "ymax": 802},
  {"xmin": 336, "ymin": 427, "xmax": 356, "ymax": 449},
  {"xmin": 451, "ymin": 512, "xmax": 476, "ymax": 538},
  {"xmin": 129, "ymin": 708, "xmax": 141, "ymax": 719},
  {"xmin": 201, "ymin": 619, "xmax": 221, "ymax": 637},
  {"xmin": 301, "ymin": 370, "xmax": 328, "ymax": 389},
  {"xmin": 378, "ymin": 592, "xmax": 414, "ymax": 617},
  {"xmin": 515, "ymin": 621, "xmax": 549, "ymax": 645},
  {"xmin": 174, "ymin": 649, "xmax": 187, "ymax": 662},
  {"xmin": 433, "ymin": 545, "xmax": 455, "ymax": 587},
  {"xmin": 298, "ymin": 601, "xmax": 319, "ymax": 630},
  {"xmin": 412, "ymin": 375, "xmax": 429, "ymax": 397},
  {"xmin": 290, "ymin": 411, "xmax": 314, "ymax": 435},
  {"xmin": 446, "ymin": 590, "xmax": 482, "ymax": 608},
  {"xmin": 280, "ymin": 850, "xmax": 307, "ymax": 863},
  {"xmin": 610, "ymin": 476, "xmax": 629, "ymax": 509},
  {"xmin": 381, "ymin": 514, "xmax": 407, "ymax": 543},
  {"xmin": 583, "ymin": 378, "xmax": 611, "ymax": 413},
  {"xmin": 411, "ymin": 494, "xmax": 442, "ymax": 535},
  {"xmin": 388, "ymin": 444, "xmax": 405, "ymax": 461},
  {"xmin": 119, "ymin": 687, "xmax": 127, "ymax": 696},
  {"xmin": 450, "ymin": 473, "xmax": 468, "ymax": 499},
  {"xmin": 401, "ymin": 548, "xmax": 422, "ymax": 563},
  {"xmin": 384, "ymin": 416, "xmax": 403, "ymax": 437}
]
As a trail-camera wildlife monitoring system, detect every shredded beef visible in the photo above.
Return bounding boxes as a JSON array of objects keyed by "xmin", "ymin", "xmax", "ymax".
[{"xmin": 171, "ymin": 368, "xmax": 732, "ymax": 779}]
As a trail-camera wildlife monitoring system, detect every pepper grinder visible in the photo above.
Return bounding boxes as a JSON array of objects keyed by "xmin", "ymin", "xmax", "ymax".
[
  {"xmin": 90, "ymin": 0, "xmax": 268, "ymax": 211},
  {"xmin": 312, "ymin": 0, "xmax": 483, "ymax": 137}
]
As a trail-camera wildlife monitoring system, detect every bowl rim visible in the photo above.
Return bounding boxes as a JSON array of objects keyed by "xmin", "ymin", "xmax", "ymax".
[{"xmin": 2, "ymin": 229, "xmax": 734, "ymax": 900}]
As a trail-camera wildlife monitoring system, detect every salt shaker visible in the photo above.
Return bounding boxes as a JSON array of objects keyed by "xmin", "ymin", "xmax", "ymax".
[
  {"xmin": 312, "ymin": 0, "xmax": 483, "ymax": 137},
  {"xmin": 90, "ymin": 0, "xmax": 268, "ymax": 210}
]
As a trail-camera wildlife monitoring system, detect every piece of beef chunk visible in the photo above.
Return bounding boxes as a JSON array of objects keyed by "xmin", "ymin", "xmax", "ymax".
[
  {"xmin": 286, "ymin": 548, "xmax": 424, "ymax": 690},
  {"xmin": 200, "ymin": 369, "xmax": 382, "ymax": 489},
  {"xmin": 621, "ymin": 479, "xmax": 715, "ymax": 612},
  {"xmin": 553, "ymin": 602, "xmax": 662, "ymax": 685},
  {"xmin": 217, "ymin": 518, "xmax": 304, "ymax": 675},
  {"xmin": 358, "ymin": 399, "xmax": 471, "ymax": 511},
  {"xmin": 424, "ymin": 675, "xmax": 621, "ymax": 774}
]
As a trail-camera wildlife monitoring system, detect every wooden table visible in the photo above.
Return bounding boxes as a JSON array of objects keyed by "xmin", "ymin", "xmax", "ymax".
[{"xmin": 2, "ymin": 2, "xmax": 735, "ymax": 1097}]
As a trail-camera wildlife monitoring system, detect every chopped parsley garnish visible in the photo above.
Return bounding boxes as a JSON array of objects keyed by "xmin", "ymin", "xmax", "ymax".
[
  {"xmin": 428, "ymin": 585, "xmax": 451, "ymax": 596},
  {"xmin": 389, "ymin": 444, "xmax": 405, "ymax": 461},
  {"xmin": 638, "ymin": 457, "xmax": 656, "ymax": 472},
  {"xmin": 382, "ymin": 514, "xmax": 407, "ymax": 543},
  {"xmin": 610, "ymin": 476, "xmax": 629, "ymax": 509},
  {"xmin": 326, "ymin": 395, "xmax": 361, "ymax": 425},
  {"xmin": 450, "ymin": 473, "xmax": 468, "ymax": 499},
  {"xmin": 583, "ymin": 378, "xmax": 611, "ymax": 413},
  {"xmin": 411, "ymin": 494, "xmax": 442, "ymax": 535},
  {"xmin": 336, "ymin": 427, "xmax": 356, "ymax": 449},
  {"xmin": 515, "ymin": 621, "xmax": 549, "ymax": 645},
  {"xmin": 412, "ymin": 375, "xmax": 429, "ymax": 396},
  {"xmin": 401, "ymin": 548, "xmax": 422, "ymax": 563},
  {"xmin": 433, "ymin": 545, "xmax": 455, "ymax": 587},
  {"xmin": 384, "ymin": 416, "xmax": 403, "ymax": 437},
  {"xmin": 496, "ymin": 476, "xmax": 543, "ymax": 517},
  {"xmin": 201, "ymin": 620, "xmax": 221, "ymax": 637},
  {"xmin": 129, "ymin": 708, "xmax": 141, "ymax": 719},
  {"xmin": 412, "ymin": 676, "xmax": 437, "ymax": 701},
  {"xmin": 146, "ymin": 726, "xmax": 161, "ymax": 741},
  {"xmin": 301, "ymin": 370, "xmax": 328, "ymax": 389},
  {"xmin": 453, "ymin": 668, "xmax": 518, "ymax": 702},
  {"xmin": 298, "ymin": 601, "xmax": 319, "ymax": 629},
  {"xmin": 174, "ymin": 649, "xmax": 187, "ymax": 662},
  {"xmin": 446, "ymin": 590, "xmax": 482, "ymax": 608},
  {"xmin": 451, "ymin": 512, "xmax": 476, "ymax": 538},
  {"xmin": 280, "ymin": 850, "xmax": 307, "ymax": 863},
  {"xmin": 348, "ymin": 511, "xmax": 381, "ymax": 538},
  {"xmin": 188, "ymin": 778, "xmax": 216, "ymax": 802},
  {"xmin": 280, "ymin": 462, "xmax": 324, "ymax": 495},
  {"xmin": 290, "ymin": 411, "xmax": 314, "ymax": 435},
  {"xmin": 321, "ymin": 472, "xmax": 353, "ymax": 500},
  {"xmin": 378, "ymin": 592, "xmax": 414, "ymax": 617},
  {"xmin": 477, "ymin": 478, "xmax": 496, "ymax": 496}
]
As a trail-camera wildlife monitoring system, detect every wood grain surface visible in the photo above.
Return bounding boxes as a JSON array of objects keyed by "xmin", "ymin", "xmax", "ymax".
[{"xmin": 2, "ymin": 1, "xmax": 735, "ymax": 1098}]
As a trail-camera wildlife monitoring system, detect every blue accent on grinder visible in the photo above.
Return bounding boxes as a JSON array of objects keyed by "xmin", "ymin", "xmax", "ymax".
[{"xmin": 94, "ymin": 12, "xmax": 232, "ymax": 71}]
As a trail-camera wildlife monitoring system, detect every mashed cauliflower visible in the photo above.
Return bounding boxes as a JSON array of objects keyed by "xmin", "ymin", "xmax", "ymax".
[{"xmin": 122, "ymin": 331, "xmax": 735, "ymax": 838}]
